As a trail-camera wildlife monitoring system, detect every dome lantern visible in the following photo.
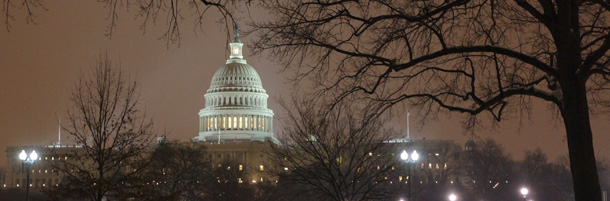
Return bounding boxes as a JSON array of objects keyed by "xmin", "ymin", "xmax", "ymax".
[{"xmin": 228, "ymin": 24, "xmax": 246, "ymax": 64}]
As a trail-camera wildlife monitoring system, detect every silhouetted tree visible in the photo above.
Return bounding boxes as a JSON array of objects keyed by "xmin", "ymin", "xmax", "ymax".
[
  {"xmin": 253, "ymin": 1, "xmax": 610, "ymax": 200},
  {"xmin": 138, "ymin": 141, "xmax": 211, "ymax": 201},
  {"xmin": 48, "ymin": 54, "xmax": 155, "ymax": 201},
  {"xmin": 461, "ymin": 138, "xmax": 513, "ymax": 200},
  {"xmin": 2, "ymin": 0, "xmax": 242, "ymax": 45},
  {"xmin": 204, "ymin": 159, "xmax": 256, "ymax": 201},
  {"xmin": 268, "ymin": 96, "xmax": 399, "ymax": 201},
  {"xmin": 521, "ymin": 148, "xmax": 573, "ymax": 201}
]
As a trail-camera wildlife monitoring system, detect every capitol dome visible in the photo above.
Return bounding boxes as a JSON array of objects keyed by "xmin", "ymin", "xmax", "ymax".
[
  {"xmin": 208, "ymin": 62, "xmax": 265, "ymax": 93},
  {"xmin": 194, "ymin": 30, "xmax": 276, "ymax": 143}
]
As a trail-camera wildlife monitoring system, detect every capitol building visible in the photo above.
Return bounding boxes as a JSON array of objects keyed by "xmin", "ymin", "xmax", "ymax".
[{"xmin": 193, "ymin": 32, "xmax": 276, "ymax": 143}]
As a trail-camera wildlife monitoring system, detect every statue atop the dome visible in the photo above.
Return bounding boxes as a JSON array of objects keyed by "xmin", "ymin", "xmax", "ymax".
[{"xmin": 233, "ymin": 23, "xmax": 241, "ymax": 43}]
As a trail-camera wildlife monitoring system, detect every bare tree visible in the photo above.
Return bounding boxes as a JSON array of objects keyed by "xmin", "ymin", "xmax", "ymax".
[
  {"xmin": 1, "ymin": 0, "xmax": 44, "ymax": 31},
  {"xmin": 462, "ymin": 138, "xmax": 513, "ymax": 200},
  {"xmin": 2, "ymin": 0, "xmax": 244, "ymax": 45},
  {"xmin": 252, "ymin": 1, "xmax": 610, "ymax": 200},
  {"xmin": 48, "ymin": 54, "xmax": 155, "ymax": 201},
  {"xmin": 138, "ymin": 140, "xmax": 211, "ymax": 201},
  {"xmin": 204, "ymin": 159, "xmax": 256, "ymax": 201},
  {"xmin": 268, "ymin": 96, "xmax": 400, "ymax": 201},
  {"xmin": 521, "ymin": 148, "xmax": 574, "ymax": 201}
]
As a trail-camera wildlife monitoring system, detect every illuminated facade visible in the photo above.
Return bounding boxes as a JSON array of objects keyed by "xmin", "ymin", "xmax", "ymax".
[
  {"xmin": 193, "ymin": 30, "xmax": 275, "ymax": 143},
  {"xmin": 4, "ymin": 144, "xmax": 81, "ymax": 188}
]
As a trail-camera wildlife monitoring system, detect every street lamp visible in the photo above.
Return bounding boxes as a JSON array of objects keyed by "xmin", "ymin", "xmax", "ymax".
[
  {"xmin": 19, "ymin": 150, "xmax": 37, "ymax": 201},
  {"xmin": 448, "ymin": 193, "xmax": 457, "ymax": 201},
  {"xmin": 401, "ymin": 150, "xmax": 419, "ymax": 201},
  {"xmin": 520, "ymin": 187, "xmax": 529, "ymax": 201}
]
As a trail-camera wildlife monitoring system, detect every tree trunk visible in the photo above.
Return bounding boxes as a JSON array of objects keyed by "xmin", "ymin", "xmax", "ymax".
[{"xmin": 560, "ymin": 79, "xmax": 601, "ymax": 201}]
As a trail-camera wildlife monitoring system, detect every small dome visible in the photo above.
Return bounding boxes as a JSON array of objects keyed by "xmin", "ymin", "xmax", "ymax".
[{"xmin": 208, "ymin": 62, "xmax": 265, "ymax": 93}]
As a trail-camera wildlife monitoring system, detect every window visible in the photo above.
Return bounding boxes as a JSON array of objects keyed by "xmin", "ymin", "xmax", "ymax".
[
  {"xmin": 239, "ymin": 165, "xmax": 243, "ymax": 171},
  {"xmin": 259, "ymin": 165, "xmax": 264, "ymax": 171}
]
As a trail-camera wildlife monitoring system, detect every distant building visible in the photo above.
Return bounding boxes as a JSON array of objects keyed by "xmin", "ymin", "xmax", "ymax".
[
  {"xmin": 386, "ymin": 137, "xmax": 464, "ymax": 185},
  {"xmin": 4, "ymin": 144, "xmax": 82, "ymax": 188}
]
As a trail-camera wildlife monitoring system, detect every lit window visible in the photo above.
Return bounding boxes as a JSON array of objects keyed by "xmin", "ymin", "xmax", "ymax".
[
  {"xmin": 64, "ymin": 156, "xmax": 67, "ymax": 160},
  {"xmin": 436, "ymin": 164, "xmax": 439, "ymax": 169},
  {"xmin": 259, "ymin": 165, "xmax": 264, "ymax": 171},
  {"xmin": 428, "ymin": 163, "xmax": 432, "ymax": 169},
  {"xmin": 218, "ymin": 164, "xmax": 222, "ymax": 168},
  {"xmin": 377, "ymin": 166, "xmax": 380, "ymax": 170},
  {"xmin": 444, "ymin": 163, "xmax": 447, "ymax": 169},
  {"xmin": 368, "ymin": 152, "xmax": 373, "ymax": 156},
  {"xmin": 239, "ymin": 165, "xmax": 243, "ymax": 171},
  {"xmin": 45, "ymin": 170, "xmax": 47, "ymax": 173},
  {"xmin": 52, "ymin": 157, "xmax": 54, "ymax": 160},
  {"xmin": 284, "ymin": 167, "xmax": 289, "ymax": 171},
  {"xmin": 45, "ymin": 157, "xmax": 48, "ymax": 160}
]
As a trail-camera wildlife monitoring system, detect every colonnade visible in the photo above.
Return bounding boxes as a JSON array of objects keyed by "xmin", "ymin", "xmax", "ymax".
[
  {"xmin": 200, "ymin": 114, "xmax": 272, "ymax": 133},
  {"xmin": 206, "ymin": 95, "xmax": 267, "ymax": 107}
]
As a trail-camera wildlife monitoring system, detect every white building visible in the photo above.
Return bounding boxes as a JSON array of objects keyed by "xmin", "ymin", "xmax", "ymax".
[{"xmin": 193, "ymin": 29, "xmax": 276, "ymax": 143}]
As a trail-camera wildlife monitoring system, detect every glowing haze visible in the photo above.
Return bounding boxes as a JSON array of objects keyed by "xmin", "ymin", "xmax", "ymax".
[{"xmin": 1, "ymin": 1, "xmax": 609, "ymax": 166}]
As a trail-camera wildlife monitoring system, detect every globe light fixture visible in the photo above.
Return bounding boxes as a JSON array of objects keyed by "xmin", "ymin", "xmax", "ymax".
[
  {"xmin": 448, "ymin": 193, "xmax": 457, "ymax": 201},
  {"xmin": 520, "ymin": 187, "xmax": 529, "ymax": 201},
  {"xmin": 19, "ymin": 150, "xmax": 27, "ymax": 160},
  {"xmin": 401, "ymin": 150, "xmax": 409, "ymax": 161},
  {"xmin": 30, "ymin": 151, "xmax": 38, "ymax": 161},
  {"xmin": 411, "ymin": 150, "xmax": 419, "ymax": 161},
  {"xmin": 19, "ymin": 150, "xmax": 37, "ymax": 201},
  {"xmin": 400, "ymin": 149, "xmax": 419, "ymax": 201}
]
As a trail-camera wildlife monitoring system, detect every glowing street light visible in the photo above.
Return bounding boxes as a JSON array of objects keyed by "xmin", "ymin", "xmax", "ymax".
[
  {"xmin": 411, "ymin": 150, "xmax": 419, "ymax": 161},
  {"xmin": 19, "ymin": 150, "xmax": 38, "ymax": 201},
  {"xmin": 401, "ymin": 150, "xmax": 419, "ymax": 201},
  {"xmin": 448, "ymin": 193, "xmax": 457, "ymax": 201},
  {"xmin": 520, "ymin": 187, "xmax": 529, "ymax": 201}
]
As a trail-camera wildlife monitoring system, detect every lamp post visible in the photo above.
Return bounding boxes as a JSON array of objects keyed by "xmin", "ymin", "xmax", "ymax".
[
  {"xmin": 448, "ymin": 193, "xmax": 457, "ymax": 201},
  {"xmin": 19, "ymin": 150, "xmax": 38, "ymax": 201},
  {"xmin": 401, "ymin": 150, "xmax": 419, "ymax": 201},
  {"xmin": 520, "ymin": 187, "xmax": 529, "ymax": 201}
]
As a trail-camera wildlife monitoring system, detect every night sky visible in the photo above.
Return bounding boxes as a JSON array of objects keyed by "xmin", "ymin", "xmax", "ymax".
[{"xmin": 1, "ymin": 1, "xmax": 609, "ymax": 167}]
